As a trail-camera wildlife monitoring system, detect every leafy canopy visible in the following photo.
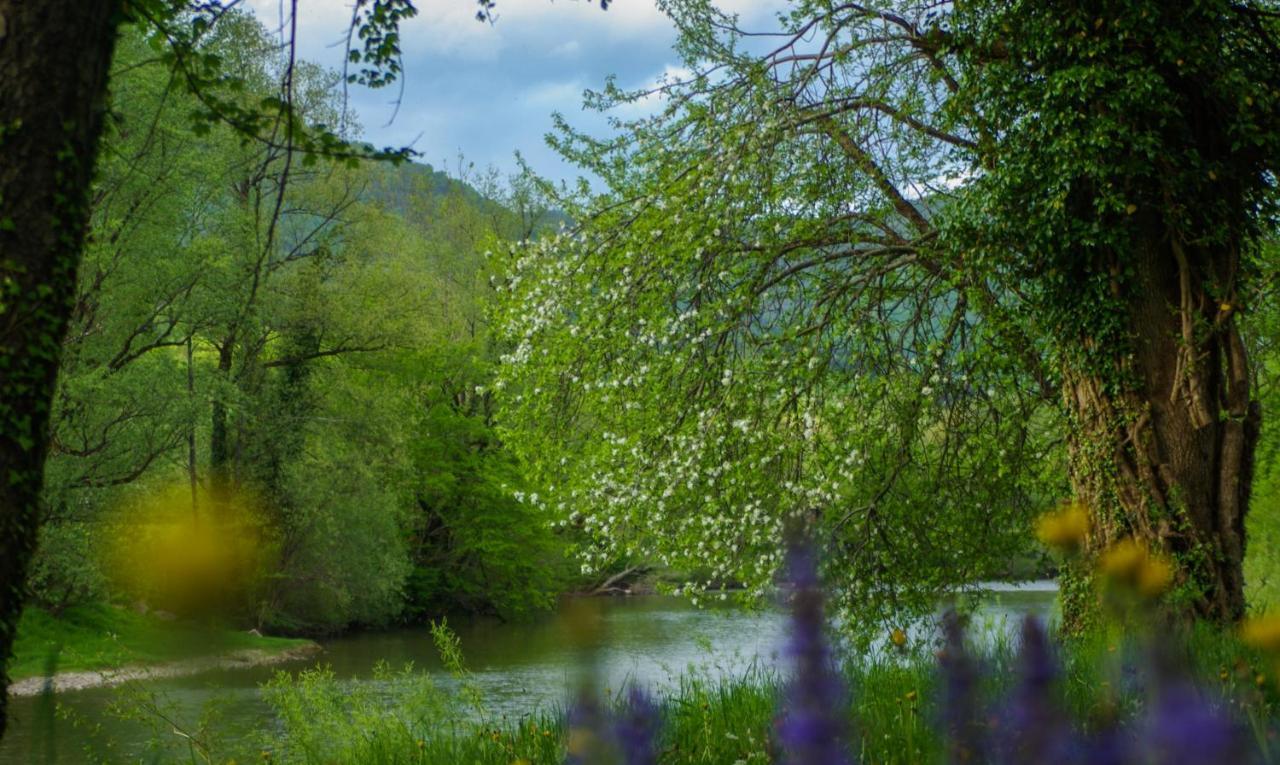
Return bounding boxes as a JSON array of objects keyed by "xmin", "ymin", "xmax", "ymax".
[{"xmin": 495, "ymin": 0, "xmax": 1280, "ymax": 630}]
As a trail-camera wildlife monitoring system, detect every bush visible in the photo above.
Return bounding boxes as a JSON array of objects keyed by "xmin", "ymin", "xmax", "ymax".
[{"xmin": 27, "ymin": 522, "xmax": 106, "ymax": 615}]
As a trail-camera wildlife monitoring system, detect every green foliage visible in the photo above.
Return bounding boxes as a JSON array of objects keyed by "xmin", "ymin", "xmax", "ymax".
[
  {"xmin": 1245, "ymin": 243, "xmax": 1280, "ymax": 611},
  {"xmin": 29, "ymin": 18, "xmax": 570, "ymax": 637},
  {"xmin": 262, "ymin": 663, "xmax": 451, "ymax": 763},
  {"xmin": 400, "ymin": 345, "xmax": 571, "ymax": 622},
  {"xmin": 260, "ymin": 661, "xmax": 568, "ymax": 763},
  {"xmin": 494, "ymin": 0, "xmax": 1072, "ymax": 635},
  {"xmin": 124, "ymin": 4, "xmax": 415, "ymax": 163},
  {"xmin": 947, "ymin": 0, "xmax": 1280, "ymax": 364},
  {"xmin": 495, "ymin": 0, "xmax": 1280, "ymax": 628},
  {"xmin": 25, "ymin": 523, "xmax": 106, "ymax": 615}
]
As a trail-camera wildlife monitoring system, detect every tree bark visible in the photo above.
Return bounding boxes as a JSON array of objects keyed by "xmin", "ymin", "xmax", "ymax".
[
  {"xmin": 210, "ymin": 337, "xmax": 234, "ymax": 504},
  {"xmin": 1062, "ymin": 227, "xmax": 1261, "ymax": 627},
  {"xmin": 0, "ymin": 0, "xmax": 123, "ymax": 738}
]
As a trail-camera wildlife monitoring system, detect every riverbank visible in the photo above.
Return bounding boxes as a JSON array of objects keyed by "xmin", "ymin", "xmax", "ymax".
[
  {"xmin": 11, "ymin": 603, "xmax": 317, "ymax": 692},
  {"xmin": 249, "ymin": 620, "xmax": 1277, "ymax": 765}
]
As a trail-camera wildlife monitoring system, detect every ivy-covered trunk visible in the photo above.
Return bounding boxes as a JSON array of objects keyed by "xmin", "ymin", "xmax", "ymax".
[
  {"xmin": 0, "ymin": 0, "xmax": 123, "ymax": 738},
  {"xmin": 1062, "ymin": 226, "xmax": 1261, "ymax": 627}
]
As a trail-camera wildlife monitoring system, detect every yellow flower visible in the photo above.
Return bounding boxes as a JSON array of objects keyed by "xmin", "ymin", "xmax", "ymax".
[
  {"xmin": 890, "ymin": 628, "xmax": 908, "ymax": 648},
  {"xmin": 1035, "ymin": 502, "xmax": 1090, "ymax": 553},
  {"xmin": 1136, "ymin": 554, "xmax": 1174, "ymax": 597},
  {"xmin": 1241, "ymin": 615, "xmax": 1280, "ymax": 653},
  {"xmin": 1098, "ymin": 538, "xmax": 1174, "ymax": 598},
  {"xmin": 567, "ymin": 730, "xmax": 594, "ymax": 756},
  {"xmin": 1098, "ymin": 538, "xmax": 1144, "ymax": 579}
]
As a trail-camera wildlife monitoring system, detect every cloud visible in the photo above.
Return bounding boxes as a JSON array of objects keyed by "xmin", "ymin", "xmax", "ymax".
[
  {"xmin": 549, "ymin": 39, "xmax": 582, "ymax": 58},
  {"xmin": 609, "ymin": 63, "xmax": 695, "ymax": 117},
  {"xmin": 241, "ymin": 0, "xmax": 790, "ymax": 183},
  {"xmin": 523, "ymin": 78, "xmax": 588, "ymax": 108}
]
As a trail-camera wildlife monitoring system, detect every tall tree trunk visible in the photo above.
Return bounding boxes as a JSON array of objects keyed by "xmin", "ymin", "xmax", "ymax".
[
  {"xmin": 188, "ymin": 337, "xmax": 200, "ymax": 522},
  {"xmin": 210, "ymin": 337, "xmax": 235, "ymax": 504},
  {"xmin": 0, "ymin": 0, "xmax": 122, "ymax": 738},
  {"xmin": 1062, "ymin": 228, "xmax": 1261, "ymax": 627}
]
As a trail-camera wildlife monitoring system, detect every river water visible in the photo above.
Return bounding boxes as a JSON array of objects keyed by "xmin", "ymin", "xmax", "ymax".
[{"xmin": 1, "ymin": 584, "xmax": 1055, "ymax": 764}]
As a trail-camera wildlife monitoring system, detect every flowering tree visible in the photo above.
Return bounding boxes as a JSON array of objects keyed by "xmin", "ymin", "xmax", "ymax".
[{"xmin": 496, "ymin": 0, "xmax": 1280, "ymax": 628}]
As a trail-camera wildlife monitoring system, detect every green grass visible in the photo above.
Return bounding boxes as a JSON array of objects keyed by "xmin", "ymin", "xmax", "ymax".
[
  {"xmin": 11, "ymin": 602, "xmax": 312, "ymax": 681},
  {"xmin": 55, "ymin": 616, "xmax": 1280, "ymax": 763},
  {"xmin": 213, "ymin": 622, "xmax": 1277, "ymax": 764}
]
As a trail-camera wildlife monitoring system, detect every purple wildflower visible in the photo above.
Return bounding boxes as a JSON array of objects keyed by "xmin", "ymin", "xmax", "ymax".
[
  {"xmin": 1078, "ymin": 726, "xmax": 1130, "ymax": 765},
  {"xmin": 775, "ymin": 540, "xmax": 855, "ymax": 765},
  {"xmin": 612, "ymin": 687, "xmax": 660, "ymax": 765},
  {"xmin": 991, "ymin": 617, "xmax": 1079, "ymax": 764},
  {"xmin": 939, "ymin": 610, "xmax": 987, "ymax": 765},
  {"xmin": 1129, "ymin": 628, "xmax": 1252, "ymax": 765},
  {"xmin": 564, "ymin": 689, "xmax": 611, "ymax": 765}
]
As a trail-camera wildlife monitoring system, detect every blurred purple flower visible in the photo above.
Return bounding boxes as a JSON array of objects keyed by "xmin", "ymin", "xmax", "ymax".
[
  {"xmin": 613, "ymin": 687, "xmax": 660, "ymax": 765},
  {"xmin": 939, "ymin": 610, "xmax": 987, "ymax": 765},
  {"xmin": 564, "ymin": 689, "xmax": 610, "ymax": 765},
  {"xmin": 775, "ymin": 540, "xmax": 855, "ymax": 765},
  {"xmin": 1141, "ymin": 680, "xmax": 1253, "ymax": 765},
  {"xmin": 991, "ymin": 617, "xmax": 1080, "ymax": 764}
]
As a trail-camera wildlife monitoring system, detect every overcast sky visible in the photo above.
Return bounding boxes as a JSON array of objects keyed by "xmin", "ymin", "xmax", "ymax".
[{"xmin": 245, "ymin": 0, "xmax": 781, "ymax": 185}]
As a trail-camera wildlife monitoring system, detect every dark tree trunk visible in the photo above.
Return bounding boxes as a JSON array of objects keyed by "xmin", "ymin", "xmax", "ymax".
[
  {"xmin": 1062, "ymin": 227, "xmax": 1261, "ymax": 627},
  {"xmin": 0, "ymin": 0, "xmax": 123, "ymax": 737}
]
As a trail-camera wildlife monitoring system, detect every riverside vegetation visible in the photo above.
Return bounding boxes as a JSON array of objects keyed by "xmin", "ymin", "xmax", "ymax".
[
  {"xmin": 64, "ymin": 528, "xmax": 1280, "ymax": 764},
  {"xmin": 3, "ymin": 1, "xmax": 1280, "ymax": 763}
]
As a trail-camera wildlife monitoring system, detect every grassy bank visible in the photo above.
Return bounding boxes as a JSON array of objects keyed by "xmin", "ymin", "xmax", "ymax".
[
  {"xmin": 228, "ymin": 622, "xmax": 1278, "ymax": 764},
  {"xmin": 11, "ymin": 603, "xmax": 312, "ymax": 681}
]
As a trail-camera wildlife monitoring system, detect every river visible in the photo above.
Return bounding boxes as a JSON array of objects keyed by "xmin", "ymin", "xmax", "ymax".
[{"xmin": 0, "ymin": 584, "xmax": 1055, "ymax": 764}]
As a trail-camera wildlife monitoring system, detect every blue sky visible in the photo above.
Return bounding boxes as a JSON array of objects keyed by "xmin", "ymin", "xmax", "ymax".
[{"xmin": 247, "ymin": 0, "xmax": 780, "ymax": 185}]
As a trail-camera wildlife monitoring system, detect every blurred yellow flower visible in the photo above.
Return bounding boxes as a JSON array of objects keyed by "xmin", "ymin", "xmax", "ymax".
[
  {"xmin": 566, "ymin": 729, "xmax": 594, "ymax": 756},
  {"xmin": 1098, "ymin": 538, "xmax": 1145, "ymax": 578},
  {"xmin": 105, "ymin": 482, "xmax": 268, "ymax": 620},
  {"xmin": 890, "ymin": 628, "xmax": 907, "ymax": 648},
  {"xmin": 1035, "ymin": 502, "xmax": 1090, "ymax": 553},
  {"xmin": 1241, "ymin": 615, "xmax": 1280, "ymax": 652},
  {"xmin": 1098, "ymin": 538, "xmax": 1174, "ymax": 598},
  {"xmin": 1136, "ymin": 554, "xmax": 1174, "ymax": 597}
]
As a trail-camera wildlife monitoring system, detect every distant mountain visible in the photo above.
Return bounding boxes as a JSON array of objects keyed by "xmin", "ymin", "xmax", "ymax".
[
  {"xmin": 360, "ymin": 160, "xmax": 489, "ymax": 216},
  {"xmin": 359, "ymin": 159, "xmax": 572, "ymax": 235}
]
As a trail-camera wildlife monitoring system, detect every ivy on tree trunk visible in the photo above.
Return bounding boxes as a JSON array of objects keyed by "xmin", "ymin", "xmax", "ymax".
[{"xmin": 0, "ymin": 0, "xmax": 123, "ymax": 737}]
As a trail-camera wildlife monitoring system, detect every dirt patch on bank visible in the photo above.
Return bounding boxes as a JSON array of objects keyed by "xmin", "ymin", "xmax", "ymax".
[{"xmin": 9, "ymin": 642, "xmax": 323, "ymax": 696}]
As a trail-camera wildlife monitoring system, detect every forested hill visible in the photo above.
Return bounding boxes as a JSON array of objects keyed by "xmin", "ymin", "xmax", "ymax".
[{"xmin": 362, "ymin": 161, "xmax": 485, "ymax": 216}]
